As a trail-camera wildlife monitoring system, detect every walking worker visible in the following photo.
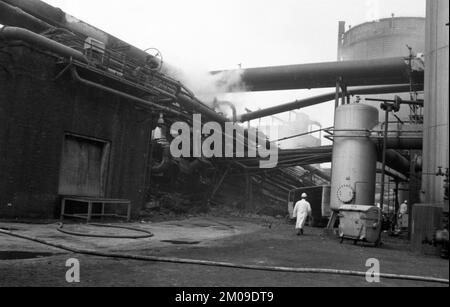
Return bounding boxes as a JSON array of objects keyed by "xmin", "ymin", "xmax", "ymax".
[{"xmin": 293, "ymin": 193, "xmax": 312, "ymax": 236}]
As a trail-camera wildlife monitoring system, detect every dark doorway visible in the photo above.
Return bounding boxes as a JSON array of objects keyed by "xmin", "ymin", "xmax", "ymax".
[{"xmin": 58, "ymin": 134, "xmax": 110, "ymax": 197}]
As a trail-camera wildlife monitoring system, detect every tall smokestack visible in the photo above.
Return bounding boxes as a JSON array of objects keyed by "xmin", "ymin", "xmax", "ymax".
[{"xmin": 337, "ymin": 21, "xmax": 346, "ymax": 61}]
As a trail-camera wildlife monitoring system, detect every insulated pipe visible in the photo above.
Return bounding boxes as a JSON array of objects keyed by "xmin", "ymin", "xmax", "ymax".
[
  {"xmin": 214, "ymin": 57, "xmax": 423, "ymax": 92},
  {"xmin": 70, "ymin": 67, "xmax": 186, "ymax": 118},
  {"xmin": 376, "ymin": 167, "xmax": 408, "ymax": 183},
  {"xmin": 73, "ymin": 66, "xmax": 227, "ymax": 123},
  {"xmin": 177, "ymin": 93, "xmax": 228, "ymax": 123},
  {"xmin": 370, "ymin": 122, "xmax": 423, "ymax": 150},
  {"xmin": 371, "ymin": 134, "xmax": 423, "ymax": 150},
  {"xmin": 382, "ymin": 150, "xmax": 411, "ymax": 176},
  {"xmin": 177, "ymin": 158, "xmax": 213, "ymax": 175},
  {"xmin": 0, "ymin": 26, "xmax": 228, "ymax": 123},
  {"xmin": 2, "ymin": 0, "xmax": 159, "ymax": 68},
  {"xmin": 302, "ymin": 165, "xmax": 331, "ymax": 182},
  {"xmin": 237, "ymin": 84, "xmax": 423, "ymax": 122},
  {"xmin": 0, "ymin": 1, "xmax": 53, "ymax": 33},
  {"xmin": 0, "ymin": 26, "xmax": 87, "ymax": 62},
  {"xmin": 151, "ymin": 145, "xmax": 172, "ymax": 173},
  {"xmin": 214, "ymin": 100, "xmax": 237, "ymax": 122}
]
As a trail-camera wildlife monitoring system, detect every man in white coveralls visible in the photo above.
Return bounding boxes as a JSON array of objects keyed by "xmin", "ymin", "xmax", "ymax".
[{"xmin": 293, "ymin": 193, "xmax": 312, "ymax": 236}]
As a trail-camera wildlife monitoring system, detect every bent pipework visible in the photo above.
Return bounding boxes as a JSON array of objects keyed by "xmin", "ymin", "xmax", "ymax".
[
  {"xmin": 1, "ymin": 0, "xmax": 153, "ymax": 67},
  {"xmin": 214, "ymin": 99, "xmax": 237, "ymax": 122},
  {"xmin": 371, "ymin": 132, "xmax": 423, "ymax": 150},
  {"xmin": 0, "ymin": 1, "xmax": 53, "ymax": 33},
  {"xmin": 69, "ymin": 66, "xmax": 187, "ymax": 117},
  {"xmin": 70, "ymin": 65, "xmax": 226, "ymax": 122},
  {"xmin": 372, "ymin": 123, "xmax": 423, "ymax": 175},
  {"xmin": 151, "ymin": 146, "xmax": 213, "ymax": 175},
  {"xmin": 177, "ymin": 158, "xmax": 213, "ymax": 175},
  {"xmin": 0, "ymin": 26, "xmax": 228, "ymax": 123},
  {"xmin": 382, "ymin": 150, "xmax": 411, "ymax": 176},
  {"xmin": 151, "ymin": 144, "xmax": 173, "ymax": 174}
]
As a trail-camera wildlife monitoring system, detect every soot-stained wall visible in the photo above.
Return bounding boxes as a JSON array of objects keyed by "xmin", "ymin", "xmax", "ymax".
[{"xmin": 0, "ymin": 43, "xmax": 154, "ymax": 219}]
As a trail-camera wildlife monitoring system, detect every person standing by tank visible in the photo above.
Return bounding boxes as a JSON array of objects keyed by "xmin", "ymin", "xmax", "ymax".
[
  {"xmin": 293, "ymin": 193, "xmax": 312, "ymax": 236},
  {"xmin": 397, "ymin": 200, "xmax": 408, "ymax": 230}
]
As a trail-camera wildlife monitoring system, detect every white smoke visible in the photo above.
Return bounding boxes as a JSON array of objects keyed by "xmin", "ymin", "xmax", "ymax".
[{"xmin": 164, "ymin": 62, "xmax": 246, "ymax": 109}]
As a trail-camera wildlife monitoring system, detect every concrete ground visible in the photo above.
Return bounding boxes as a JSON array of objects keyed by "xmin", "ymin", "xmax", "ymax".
[{"xmin": 0, "ymin": 216, "xmax": 448, "ymax": 287}]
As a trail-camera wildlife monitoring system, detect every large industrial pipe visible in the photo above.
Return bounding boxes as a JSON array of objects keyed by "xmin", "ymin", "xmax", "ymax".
[
  {"xmin": 0, "ymin": 26, "xmax": 87, "ymax": 62},
  {"xmin": 176, "ymin": 93, "xmax": 228, "ymax": 123},
  {"xmin": 215, "ymin": 57, "xmax": 423, "ymax": 92},
  {"xmin": 71, "ymin": 66, "xmax": 228, "ymax": 124},
  {"xmin": 0, "ymin": 26, "xmax": 228, "ymax": 123},
  {"xmin": 383, "ymin": 150, "xmax": 411, "ymax": 176},
  {"xmin": 237, "ymin": 84, "xmax": 423, "ymax": 122},
  {"xmin": 214, "ymin": 100, "xmax": 237, "ymax": 122},
  {"xmin": 302, "ymin": 165, "xmax": 331, "ymax": 182},
  {"xmin": 70, "ymin": 66, "xmax": 188, "ymax": 118},
  {"xmin": 151, "ymin": 145, "xmax": 173, "ymax": 173},
  {"xmin": 371, "ymin": 133, "xmax": 423, "ymax": 150},
  {"xmin": 1, "ymin": 0, "xmax": 158, "ymax": 68},
  {"xmin": 0, "ymin": 0, "xmax": 53, "ymax": 33}
]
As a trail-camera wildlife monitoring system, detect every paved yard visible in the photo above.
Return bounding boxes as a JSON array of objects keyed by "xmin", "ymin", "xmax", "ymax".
[{"xmin": 0, "ymin": 217, "xmax": 448, "ymax": 287}]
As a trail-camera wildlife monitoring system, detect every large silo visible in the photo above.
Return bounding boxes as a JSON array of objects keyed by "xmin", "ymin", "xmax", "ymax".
[
  {"xmin": 338, "ymin": 17, "xmax": 426, "ymax": 123},
  {"xmin": 339, "ymin": 17, "xmax": 425, "ymax": 61},
  {"xmin": 421, "ymin": 0, "xmax": 449, "ymax": 205}
]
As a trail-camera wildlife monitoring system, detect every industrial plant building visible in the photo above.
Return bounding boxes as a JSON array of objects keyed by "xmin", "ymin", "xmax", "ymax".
[{"xmin": 0, "ymin": 0, "xmax": 448, "ymax": 264}]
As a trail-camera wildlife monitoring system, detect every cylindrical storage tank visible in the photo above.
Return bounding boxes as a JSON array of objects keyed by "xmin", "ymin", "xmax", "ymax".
[
  {"xmin": 339, "ymin": 17, "xmax": 425, "ymax": 123},
  {"xmin": 421, "ymin": 0, "xmax": 449, "ymax": 204},
  {"xmin": 330, "ymin": 104, "xmax": 379, "ymax": 210},
  {"xmin": 340, "ymin": 17, "xmax": 425, "ymax": 61}
]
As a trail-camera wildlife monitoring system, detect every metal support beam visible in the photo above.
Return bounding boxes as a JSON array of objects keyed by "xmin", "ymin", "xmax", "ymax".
[
  {"xmin": 209, "ymin": 167, "xmax": 230, "ymax": 203},
  {"xmin": 380, "ymin": 103, "xmax": 394, "ymax": 209}
]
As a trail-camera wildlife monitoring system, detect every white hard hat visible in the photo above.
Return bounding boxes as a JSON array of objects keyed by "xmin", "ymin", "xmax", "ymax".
[
  {"xmin": 301, "ymin": 193, "xmax": 307, "ymax": 198},
  {"xmin": 404, "ymin": 200, "xmax": 408, "ymax": 204}
]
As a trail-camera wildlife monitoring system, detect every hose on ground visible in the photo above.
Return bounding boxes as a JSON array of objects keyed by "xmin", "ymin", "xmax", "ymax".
[
  {"xmin": 56, "ymin": 223, "xmax": 154, "ymax": 239},
  {"xmin": 0, "ymin": 228, "xmax": 448, "ymax": 285}
]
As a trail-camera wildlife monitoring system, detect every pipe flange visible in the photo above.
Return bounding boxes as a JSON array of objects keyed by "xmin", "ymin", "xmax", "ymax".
[{"xmin": 337, "ymin": 184, "xmax": 355, "ymax": 203}]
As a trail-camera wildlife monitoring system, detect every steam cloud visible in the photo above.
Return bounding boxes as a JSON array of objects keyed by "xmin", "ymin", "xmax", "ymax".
[{"xmin": 164, "ymin": 62, "xmax": 246, "ymax": 112}]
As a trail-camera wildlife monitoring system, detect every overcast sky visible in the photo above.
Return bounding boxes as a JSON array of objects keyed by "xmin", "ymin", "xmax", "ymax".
[{"xmin": 43, "ymin": 0, "xmax": 426, "ymax": 134}]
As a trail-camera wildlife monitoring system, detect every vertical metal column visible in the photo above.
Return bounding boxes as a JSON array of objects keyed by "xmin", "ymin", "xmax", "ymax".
[
  {"xmin": 60, "ymin": 198, "xmax": 66, "ymax": 221},
  {"xmin": 379, "ymin": 108, "xmax": 390, "ymax": 210},
  {"xmin": 327, "ymin": 77, "xmax": 344, "ymax": 231},
  {"xmin": 335, "ymin": 79, "xmax": 341, "ymax": 109},
  {"xmin": 394, "ymin": 180, "xmax": 400, "ymax": 228}
]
